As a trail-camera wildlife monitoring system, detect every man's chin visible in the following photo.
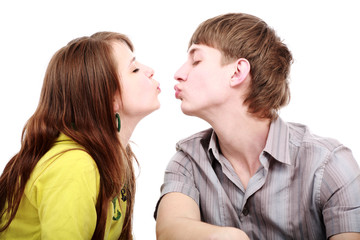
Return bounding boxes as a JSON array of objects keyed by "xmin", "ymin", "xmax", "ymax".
[{"xmin": 181, "ymin": 106, "xmax": 197, "ymax": 117}]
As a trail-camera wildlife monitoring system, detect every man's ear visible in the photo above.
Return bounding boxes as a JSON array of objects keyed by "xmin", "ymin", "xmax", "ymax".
[{"xmin": 230, "ymin": 58, "xmax": 250, "ymax": 87}]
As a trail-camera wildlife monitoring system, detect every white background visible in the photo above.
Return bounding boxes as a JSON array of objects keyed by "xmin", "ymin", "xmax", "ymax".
[{"xmin": 0, "ymin": 0, "xmax": 359, "ymax": 239}]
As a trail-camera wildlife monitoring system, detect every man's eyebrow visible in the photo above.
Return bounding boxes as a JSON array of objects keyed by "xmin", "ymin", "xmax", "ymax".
[{"xmin": 188, "ymin": 48, "xmax": 199, "ymax": 56}]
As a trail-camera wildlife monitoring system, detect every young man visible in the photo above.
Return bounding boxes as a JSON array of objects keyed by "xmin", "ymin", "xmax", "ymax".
[{"xmin": 154, "ymin": 13, "xmax": 360, "ymax": 240}]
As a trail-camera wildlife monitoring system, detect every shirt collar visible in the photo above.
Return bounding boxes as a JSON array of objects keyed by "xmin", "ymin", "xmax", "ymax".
[
  {"xmin": 55, "ymin": 132, "xmax": 77, "ymax": 145},
  {"xmin": 56, "ymin": 132, "xmax": 72, "ymax": 141},
  {"xmin": 208, "ymin": 131, "xmax": 220, "ymax": 163},
  {"xmin": 207, "ymin": 117, "xmax": 292, "ymax": 166},
  {"xmin": 263, "ymin": 117, "xmax": 292, "ymax": 165}
]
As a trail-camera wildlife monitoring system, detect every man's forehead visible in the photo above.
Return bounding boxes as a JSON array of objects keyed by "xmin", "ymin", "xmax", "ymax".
[
  {"xmin": 188, "ymin": 44, "xmax": 202, "ymax": 55},
  {"xmin": 188, "ymin": 44, "xmax": 222, "ymax": 58},
  {"xmin": 188, "ymin": 44, "xmax": 215, "ymax": 55}
]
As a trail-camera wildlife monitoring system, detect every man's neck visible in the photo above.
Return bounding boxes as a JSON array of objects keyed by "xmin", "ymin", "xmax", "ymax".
[{"xmin": 212, "ymin": 113, "xmax": 271, "ymax": 188}]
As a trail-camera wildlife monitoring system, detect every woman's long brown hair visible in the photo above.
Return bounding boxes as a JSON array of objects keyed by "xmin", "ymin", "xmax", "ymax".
[{"xmin": 0, "ymin": 32, "xmax": 136, "ymax": 239}]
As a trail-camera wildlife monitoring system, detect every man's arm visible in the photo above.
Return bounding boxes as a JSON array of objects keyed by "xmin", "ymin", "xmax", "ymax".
[
  {"xmin": 329, "ymin": 233, "xmax": 360, "ymax": 240},
  {"xmin": 321, "ymin": 146, "xmax": 360, "ymax": 239},
  {"xmin": 156, "ymin": 192, "xmax": 249, "ymax": 240}
]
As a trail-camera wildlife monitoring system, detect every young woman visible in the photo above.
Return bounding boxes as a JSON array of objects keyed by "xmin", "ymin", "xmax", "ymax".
[{"xmin": 0, "ymin": 31, "xmax": 160, "ymax": 239}]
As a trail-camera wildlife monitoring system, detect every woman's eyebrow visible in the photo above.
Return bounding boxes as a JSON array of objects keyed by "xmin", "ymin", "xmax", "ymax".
[{"xmin": 129, "ymin": 57, "xmax": 136, "ymax": 67}]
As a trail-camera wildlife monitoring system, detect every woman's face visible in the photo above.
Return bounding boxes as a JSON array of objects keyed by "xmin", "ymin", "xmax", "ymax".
[{"xmin": 112, "ymin": 41, "xmax": 160, "ymax": 120}]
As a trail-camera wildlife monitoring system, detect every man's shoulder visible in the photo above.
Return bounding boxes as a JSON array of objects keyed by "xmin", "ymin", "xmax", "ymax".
[
  {"xmin": 176, "ymin": 128, "xmax": 213, "ymax": 152},
  {"xmin": 287, "ymin": 121, "xmax": 343, "ymax": 152},
  {"xmin": 177, "ymin": 128, "xmax": 213, "ymax": 144}
]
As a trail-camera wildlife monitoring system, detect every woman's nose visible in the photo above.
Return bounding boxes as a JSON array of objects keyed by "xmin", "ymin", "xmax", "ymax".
[{"xmin": 144, "ymin": 65, "xmax": 154, "ymax": 78}]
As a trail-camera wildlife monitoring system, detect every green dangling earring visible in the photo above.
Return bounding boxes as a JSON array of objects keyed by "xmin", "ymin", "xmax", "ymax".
[{"xmin": 115, "ymin": 113, "xmax": 121, "ymax": 132}]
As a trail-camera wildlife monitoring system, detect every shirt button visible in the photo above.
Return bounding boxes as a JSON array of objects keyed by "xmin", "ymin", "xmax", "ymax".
[{"xmin": 242, "ymin": 207, "xmax": 249, "ymax": 216}]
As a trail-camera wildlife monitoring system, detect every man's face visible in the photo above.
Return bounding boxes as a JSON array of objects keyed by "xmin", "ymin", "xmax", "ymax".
[{"xmin": 174, "ymin": 44, "xmax": 235, "ymax": 119}]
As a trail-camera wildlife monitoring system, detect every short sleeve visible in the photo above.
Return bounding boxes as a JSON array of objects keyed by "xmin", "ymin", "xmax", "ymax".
[
  {"xmin": 27, "ymin": 150, "xmax": 100, "ymax": 239},
  {"xmin": 320, "ymin": 145, "xmax": 360, "ymax": 237},
  {"xmin": 154, "ymin": 150, "xmax": 199, "ymax": 219}
]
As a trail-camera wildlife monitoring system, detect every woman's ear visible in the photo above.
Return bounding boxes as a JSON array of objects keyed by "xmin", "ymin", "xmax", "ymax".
[
  {"xmin": 113, "ymin": 93, "xmax": 121, "ymax": 112},
  {"xmin": 230, "ymin": 58, "xmax": 251, "ymax": 87}
]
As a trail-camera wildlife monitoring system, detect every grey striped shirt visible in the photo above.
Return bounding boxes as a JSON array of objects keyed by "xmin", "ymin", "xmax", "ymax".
[{"xmin": 156, "ymin": 117, "xmax": 360, "ymax": 239}]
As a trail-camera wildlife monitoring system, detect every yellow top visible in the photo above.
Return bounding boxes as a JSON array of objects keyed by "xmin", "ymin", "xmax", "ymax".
[{"xmin": 0, "ymin": 133, "xmax": 126, "ymax": 239}]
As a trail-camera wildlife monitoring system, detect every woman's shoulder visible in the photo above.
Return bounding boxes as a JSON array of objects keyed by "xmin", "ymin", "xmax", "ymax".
[
  {"xmin": 25, "ymin": 134, "xmax": 101, "ymax": 206},
  {"xmin": 28, "ymin": 134, "xmax": 100, "ymax": 191},
  {"xmin": 40, "ymin": 134, "xmax": 97, "ymax": 171}
]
